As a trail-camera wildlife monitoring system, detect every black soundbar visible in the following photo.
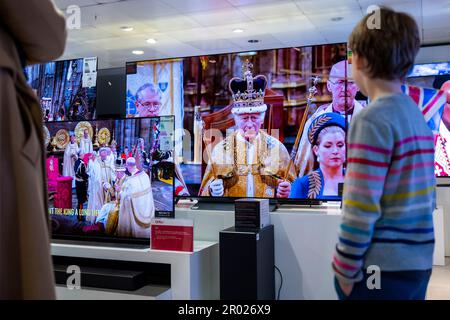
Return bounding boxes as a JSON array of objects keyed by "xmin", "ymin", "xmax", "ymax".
[{"xmin": 54, "ymin": 264, "xmax": 148, "ymax": 291}]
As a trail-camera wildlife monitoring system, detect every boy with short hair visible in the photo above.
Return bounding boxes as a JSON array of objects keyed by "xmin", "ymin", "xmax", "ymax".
[{"xmin": 333, "ymin": 7, "xmax": 436, "ymax": 300}]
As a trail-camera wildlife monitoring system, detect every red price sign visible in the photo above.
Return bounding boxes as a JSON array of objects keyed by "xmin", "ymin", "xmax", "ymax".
[{"xmin": 151, "ymin": 218, "xmax": 194, "ymax": 252}]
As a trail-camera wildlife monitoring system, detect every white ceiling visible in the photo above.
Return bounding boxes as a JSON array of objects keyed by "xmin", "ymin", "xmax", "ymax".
[{"xmin": 55, "ymin": 0, "xmax": 450, "ymax": 69}]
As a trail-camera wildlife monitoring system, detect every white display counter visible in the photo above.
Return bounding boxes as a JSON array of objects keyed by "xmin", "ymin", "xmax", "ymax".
[
  {"xmin": 437, "ymin": 186, "xmax": 450, "ymax": 256},
  {"xmin": 51, "ymin": 240, "xmax": 219, "ymax": 300},
  {"xmin": 177, "ymin": 203, "xmax": 446, "ymax": 300},
  {"xmin": 434, "ymin": 206, "xmax": 446, "ymax": 266},
  {"xmin": 55, "ymin": 284, "xmax": 172, "ymax": 300},
  {"xmin": 52, "ymin": 202, "xmax": 446, "ymax": 300},
  {"xmin": 177, "ymin": 204, "xmax": 342, "ymax": 299}
]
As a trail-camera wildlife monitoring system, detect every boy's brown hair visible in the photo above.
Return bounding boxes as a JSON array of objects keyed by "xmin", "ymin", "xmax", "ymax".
[{"xmin": 349, "ymin": 6, "xmax": 420, "ymax": 80}]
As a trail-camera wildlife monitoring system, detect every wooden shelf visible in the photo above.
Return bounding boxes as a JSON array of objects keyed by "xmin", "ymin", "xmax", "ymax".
[
  {"xmin": 271, "ymin": 81, "xmax": 307, "ymax": 89},
  {"xmin": 184, "ymin": 82, "xmax": 207, "ymax": 96},
  {"xmin": 283, "ymin": 96, "xmax": 332, "ymax": 107},
  {"xmin": 284, "ymin": 100, "xmax": 307, "ymax": 107},
  {"xmin": 184, "ymin": 106, "xmax": 211, "ymax": 113},
  {"xmin": 184, "ymin": 89, "xmax": 207, "ymax": 96}
]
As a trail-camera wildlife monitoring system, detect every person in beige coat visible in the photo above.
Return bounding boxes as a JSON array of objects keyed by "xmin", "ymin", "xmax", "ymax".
[{"xmin": 0, "ymin": 0, "xmax": 66, "ymax": 299}]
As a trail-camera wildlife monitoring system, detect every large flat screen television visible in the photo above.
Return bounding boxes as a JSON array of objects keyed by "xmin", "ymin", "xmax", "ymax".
[
  {"xmin": 26, "ymin": 57, "xmax": 98, "ymax": 122},
  {"xmin": 45, "ymin": 116, "xmax": 175, "ymax": 244},
  {"xmin": 406, "ymin": 61, "xmax": 450, "ymax": 177},
  {"xmin": 126, "ymin": 43, "xmax": 369, "ymax": 202}
]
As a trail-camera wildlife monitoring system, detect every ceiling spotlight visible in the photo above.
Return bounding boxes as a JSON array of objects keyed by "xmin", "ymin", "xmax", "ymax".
[
  {"xmin": 238, "ymin": 51, "xmax": 257, "ymax": 56},
  {"xmin": 233, "ymin": 28, "xmax": 244, "ymax": 33},
  {"xmin": 331, "ymin": 17, "xmax": 343, "ymax": 22},
  {"xmin": 132, "ymin": 50, "xmax": 144, "ymax": 55},
  {"xmin": 248, "ymin": 39, "xmax": 259, "ymax": 43},
  {"xmin": 121, "ymin": 26, "xmax": 134, "ymax": 32},
  {"xmin": 146, "ymin": 38, "xmax": 157, "ymax": 44}
]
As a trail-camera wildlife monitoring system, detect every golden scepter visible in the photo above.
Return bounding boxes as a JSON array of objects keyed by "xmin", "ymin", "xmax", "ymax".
[
  {"xmin": 284, "ymin": 76, "xmax": 320, "ymax": 180},
  {"xmin": 201, "ymin": 121, "xmax": 217, "ymax": 179}
]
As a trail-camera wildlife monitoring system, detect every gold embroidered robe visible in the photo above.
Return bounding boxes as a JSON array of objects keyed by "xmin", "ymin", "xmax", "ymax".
[{"xmin": 199, "ymin": 131, "xmax": 296, "ymax": 198}]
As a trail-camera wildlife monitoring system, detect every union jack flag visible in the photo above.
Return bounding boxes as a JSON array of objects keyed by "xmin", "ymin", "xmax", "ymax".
[
  {"xmin": 402, "ymin": 85, "xmax": 446, "ymax": 132},
  {"xmin": 402, "ymin": 85, "xmax": 449, "ymax": 176}
]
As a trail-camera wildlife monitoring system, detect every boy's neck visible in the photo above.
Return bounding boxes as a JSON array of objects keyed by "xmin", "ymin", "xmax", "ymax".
[{"xmin": 364, "ymin": 78, "xmax": 404, "ymax": 102}]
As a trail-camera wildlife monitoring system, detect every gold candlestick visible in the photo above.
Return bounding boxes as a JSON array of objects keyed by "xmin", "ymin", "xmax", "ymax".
[
  {"xmin": 51, "ymin": 137, "xmax": 57, "ymax": 152},
  {"xmin": 93, "ymin": 125, "xmax": 100, "ymax": 148}
]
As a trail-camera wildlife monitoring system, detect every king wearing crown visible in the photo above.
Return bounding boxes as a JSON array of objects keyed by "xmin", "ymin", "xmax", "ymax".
[{"xmin": 199, "ymin": 61, "xmax": 296, "ymax": 198}]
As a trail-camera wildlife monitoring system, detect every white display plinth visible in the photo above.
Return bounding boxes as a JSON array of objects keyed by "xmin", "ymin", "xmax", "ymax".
[
  {"xmin": 53, "ymin": 202, "xmax": 445, "ymax": 300},
  {"xmin": 55, "ymin": 284, "xmax": 172, "ymax": 300},
  {"xmin": 51, "ymin": 240, "xmax": 219, "ymax": 300},
  {"xmin": 177, "ymin": 203, "xmax": 445, "ymax": 300},
  {"xmin": 434, "ymin": 207, "xmax": 445, "ymax": 266},
  {"xmin": 270, "ymin": 207, "xmax": 341, "ymax": 299},
  {"xmin": 177, "ymin": 204, "xmax": 342, "ymax": 300},
  {"xmin": 436, "ymin": 187, "xmax": 450, "ymax": 256}
]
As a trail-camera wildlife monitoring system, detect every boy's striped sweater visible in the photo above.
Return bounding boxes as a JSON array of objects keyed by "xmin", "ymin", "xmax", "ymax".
[{"xmin": 333, "ymin": 92, "xmax": 436, "ymax": 284}]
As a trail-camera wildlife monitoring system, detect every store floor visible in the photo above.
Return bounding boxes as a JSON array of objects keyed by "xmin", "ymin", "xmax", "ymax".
[{"xmin": 427, "ymin": 258, "xmax": 450, "ymax": 300}]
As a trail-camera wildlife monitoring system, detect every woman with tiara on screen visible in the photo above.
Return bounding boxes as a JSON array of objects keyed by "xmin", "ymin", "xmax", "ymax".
[{"xmin": 289, "ymin": 113, "xmax": 346, "ymax": 200}]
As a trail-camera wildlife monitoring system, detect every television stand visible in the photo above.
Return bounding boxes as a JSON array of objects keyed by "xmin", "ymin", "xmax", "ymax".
[
  {"xmin": 179, "ymin": 198, "xmax": 334, "ymax": 212},
  {"xmin": 185, "ymin": 199, "xmax": 279, "ymax": 212},
  {"xmin": 190, "ymin": 199, "xmax": 235, "ymax": 211},
  {"xmin": 270, "ymin": 201, "xmax": 343, "ymax": 212},
  {"xmin": 51, "ymin": 240, "xmax": 219, "ymax": 299},
  {"xmin": 52, "ymin": 239, "xmax": 150, "ymax": 249}
]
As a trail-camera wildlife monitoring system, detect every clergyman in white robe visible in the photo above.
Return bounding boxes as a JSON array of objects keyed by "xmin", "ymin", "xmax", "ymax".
[
  {"xmin": 87, "ymin": 153, "xmax": 116, "ymax": 222},
  {"xmin": 117, "ymin": 158, "xmax": 154, "ymax": 239},
  {"xmin": 79, "ymin": 136, "xmax": 93, "ymax": 155},
  {"xmin": 107, "ymin": 148, "xmax": 117, "ymax": 170},
  {"xmin": 87, "ymin": 156, "xmax": 101, "ymax": 220},
  {"xmin": 62, "ymin": 141, "xmax": 79, "ymax": 178}
]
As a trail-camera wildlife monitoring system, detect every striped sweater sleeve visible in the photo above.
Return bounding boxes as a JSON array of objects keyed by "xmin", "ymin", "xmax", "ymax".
[{"xmin": 332, "ymin": 115, "xmax": 394, "ymax": 284}]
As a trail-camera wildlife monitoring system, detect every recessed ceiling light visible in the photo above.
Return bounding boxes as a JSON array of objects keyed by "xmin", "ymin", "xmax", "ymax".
[
  {"xmin": 146, "ymin": 38, "xmax": 157, "ymax": 44},
  {"xmin": 132, "ymin": 50, "xmax": 144, "ymax": 55},
  {"xmin": 121, "ymin": 26, "xmax": 134, "ymax": 32},
  {"xmin": 248, "ymin": 39, "xmax": 259, "ymax": 43},
  {"xmin": 238, "ymin": 51, "xmax": 257, "ymax": 56},
  {"xmin": 233, "ymin": 28, "xmax": 244, "ymax": 33},
  {"xmin": 331, "ymin": 17, "xmax": 343, "ymax": 22}
]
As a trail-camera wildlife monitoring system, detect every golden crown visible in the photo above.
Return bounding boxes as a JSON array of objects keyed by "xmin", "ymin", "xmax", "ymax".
[{"xmin": 229, "ymin": 60, "xmax": 267, "ymax": 113}]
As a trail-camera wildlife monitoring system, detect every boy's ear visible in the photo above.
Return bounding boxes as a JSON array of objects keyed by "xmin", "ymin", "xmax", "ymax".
[{"xmin": 353, "ymin": 53, "xmax": 367, "ymax": 71}]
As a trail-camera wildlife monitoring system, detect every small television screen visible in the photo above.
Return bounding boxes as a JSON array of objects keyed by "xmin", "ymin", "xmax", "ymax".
[
  {"xmin": 408, "ymin": 62, "xmax": 450, "ymax": 78},
  {"xmin": 126, "ymin": 43, "xmax": 367, "ymax": 201},
  {"xmin": 26, "ymin": 57, "xmax": 98, "ymax": 122},
  {"xmin": 44, "ymin": 116, "xmax": 175, "ymax": 243},
  {"xmin": 406, "ymin": 61, "xmax": 450, "ymax": 177}
]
